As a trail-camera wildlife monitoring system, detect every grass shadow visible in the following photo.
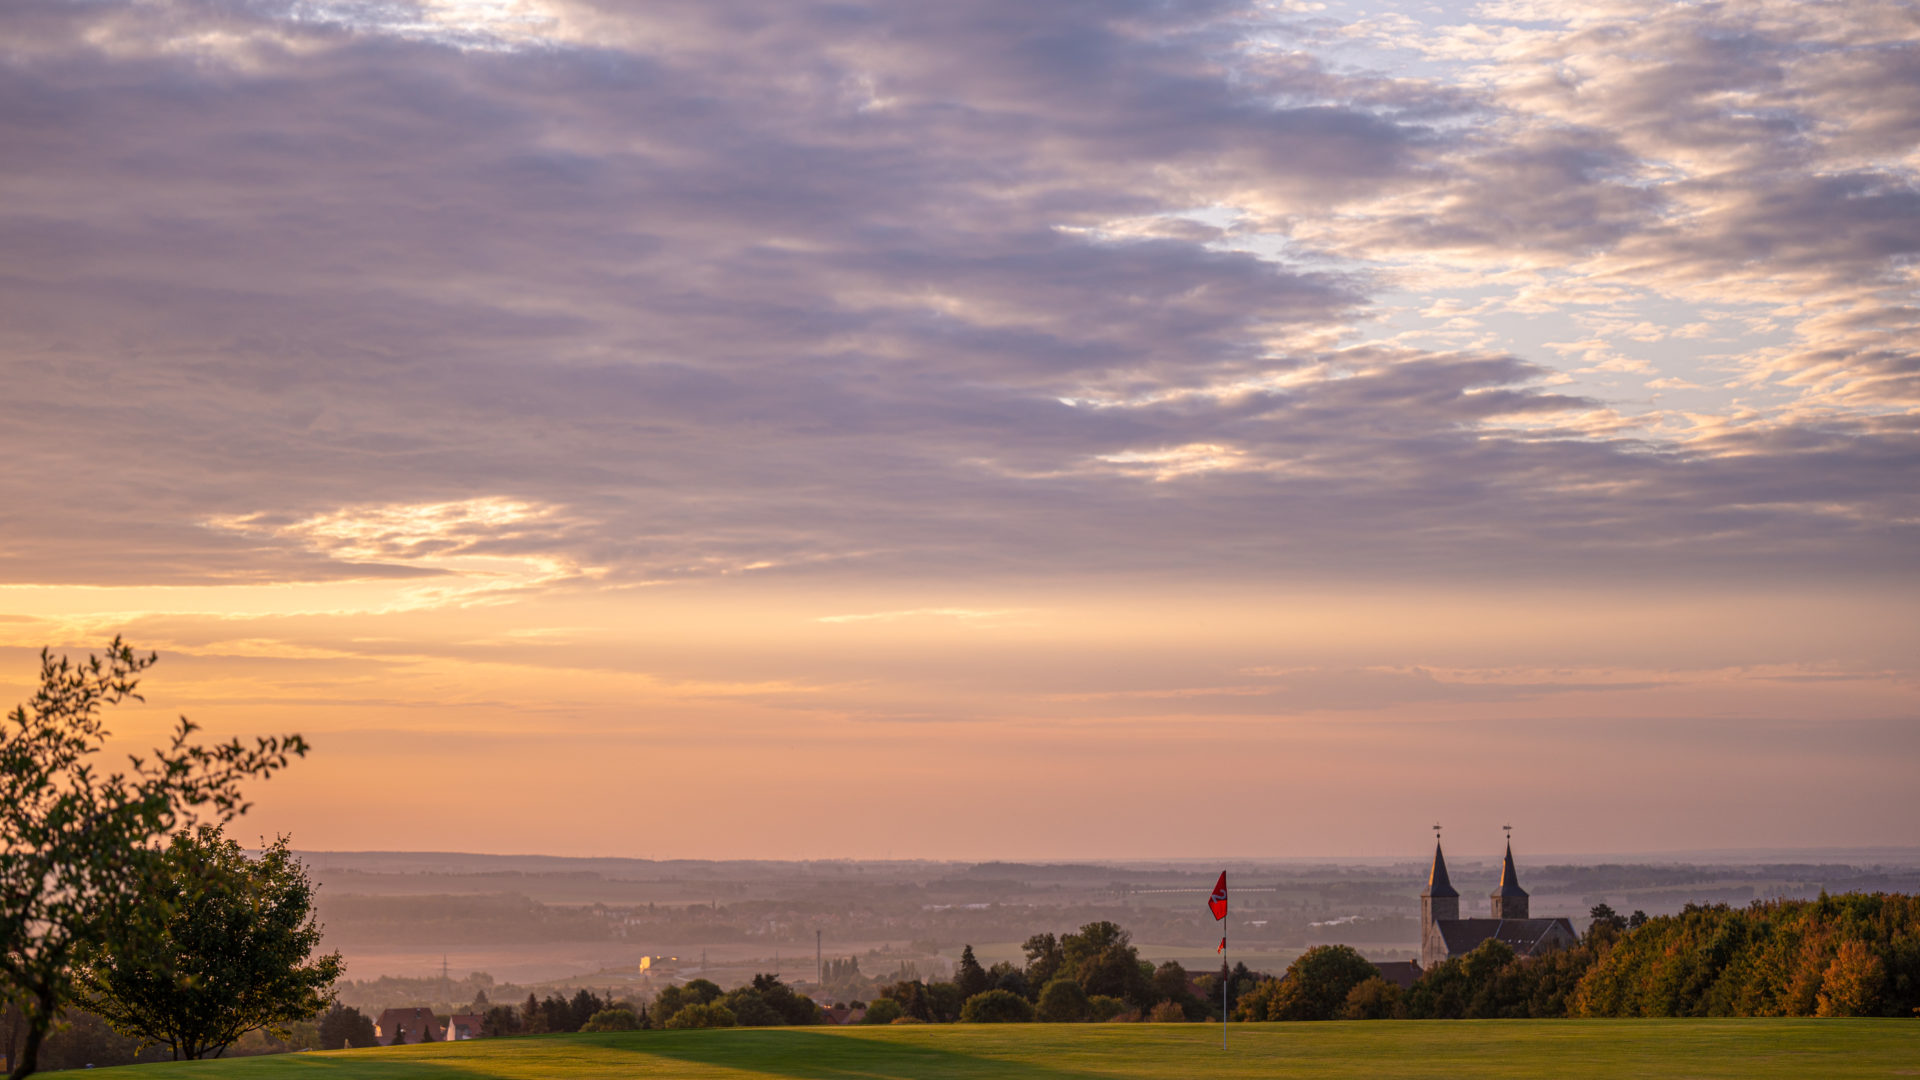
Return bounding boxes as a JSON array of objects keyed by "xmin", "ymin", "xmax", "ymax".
[
  {"xmin": 90, "ymin": 1053, "xmax": 504, "ymax": 1080},
  {"xmin": 602, "ymin": 1027, "xmax": 1118, "ymax": 1080}
]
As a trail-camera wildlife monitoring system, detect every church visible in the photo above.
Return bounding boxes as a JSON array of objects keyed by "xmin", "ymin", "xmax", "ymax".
[{"xmin": 1419, "ymin": 834, "xmax": 1578, "ymax": 970}]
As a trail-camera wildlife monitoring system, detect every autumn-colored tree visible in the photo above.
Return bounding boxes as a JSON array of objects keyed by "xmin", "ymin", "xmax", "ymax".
[
  {"xmin": 1573, "ymin": 894, "xmax": 1920, "ymax": 1018},
  {"xmin": 1340, "ymin": 976, "xmax": 1401, "ymax": 1020},
  {"xmin": 1816, "ymin": 940, "xmax": 1886, "ymax": 1017}
]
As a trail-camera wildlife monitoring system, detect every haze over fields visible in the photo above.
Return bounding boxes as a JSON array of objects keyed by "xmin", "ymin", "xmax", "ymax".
[
  {"xmin": 2, "ymin": 0, "xmax": 1917, "ymax": 861},
  {"xmin": 306, "ymin": 850, "xmax": 1920, "ymax": 993}
]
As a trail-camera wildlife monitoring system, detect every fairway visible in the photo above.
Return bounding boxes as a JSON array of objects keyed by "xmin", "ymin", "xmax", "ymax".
[{"xmin": 93, "ymin": 1021, "xmax": 1918, "ymax": 1079}]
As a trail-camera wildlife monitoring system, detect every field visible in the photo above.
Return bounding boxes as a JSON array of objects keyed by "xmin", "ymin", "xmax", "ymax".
[{"xmin": 96, "ymin": 1020, "xmax": 1917, "ymax": 1079}]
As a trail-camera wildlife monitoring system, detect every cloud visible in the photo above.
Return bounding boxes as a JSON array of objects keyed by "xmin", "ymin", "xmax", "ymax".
[
  {"xmin": 817, "ymin": 608, "xmax": 1025, "ymax": 625},
  {"xmin": 0, "ymin": 0, "xmax": 1911, "ymax": 602}
]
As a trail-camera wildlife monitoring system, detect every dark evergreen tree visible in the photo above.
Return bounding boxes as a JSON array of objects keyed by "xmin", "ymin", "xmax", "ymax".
[
  {"xmin": 318, "ymin": 1004, "xmax": 377, "ymax": 1050},
  {"xmin": 480, "ymin": 1005, "xmax": 521, "ymax": 1037}
]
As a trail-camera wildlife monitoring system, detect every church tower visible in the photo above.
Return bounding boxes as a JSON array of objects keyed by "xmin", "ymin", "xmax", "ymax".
[
  {"xmin": 1490, "ymin": 836, "xmax": 1529, "ymax": 920},
  {"xmin": 1420, "ymin": 834, "xmax": 1458, "ymax": 969}
]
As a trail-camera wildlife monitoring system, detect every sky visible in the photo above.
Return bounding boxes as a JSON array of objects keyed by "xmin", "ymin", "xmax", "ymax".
[{"xmin": 1, "ymin": 0, "xmax": 1916, "ymax": 861}]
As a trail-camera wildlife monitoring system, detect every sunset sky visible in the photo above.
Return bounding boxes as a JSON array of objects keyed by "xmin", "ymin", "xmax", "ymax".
[{"xmin": 2, "ymin": 0, "xmax": 1915, "ymax": 860}]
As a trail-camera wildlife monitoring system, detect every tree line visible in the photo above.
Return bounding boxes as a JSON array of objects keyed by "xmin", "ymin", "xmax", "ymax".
[
  {"xmin": 647, "ymin": 921, "xmax": 1251, "ymax": 1028},
  {"xmin": 1241, "ymin": 895, "xmax": 1920, "ymax": 1020}
]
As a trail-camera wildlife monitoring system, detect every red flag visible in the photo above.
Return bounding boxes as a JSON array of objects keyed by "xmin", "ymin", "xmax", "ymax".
[
  {"xmin": 1208, "ymin": 871, "xmax": 1228, "ymax": 921},
  {"xmin": 1217, "ymin": 937, "xmax": 1227, "ymax": 953}
]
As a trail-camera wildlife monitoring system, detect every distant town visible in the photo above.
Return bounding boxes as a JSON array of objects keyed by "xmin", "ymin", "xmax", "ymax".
[{"xmin": 311, "ymin": 847, "xmax": 1920, "ymax": 1024}]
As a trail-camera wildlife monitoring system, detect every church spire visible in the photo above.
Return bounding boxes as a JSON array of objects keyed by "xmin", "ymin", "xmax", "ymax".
[
  {"xmin": 1423, "ymin": 826, "xmax": 1457, "ymax": 899},
  {"xmin": 1496, "ymin": 839, "xmax": 1525, "ymax": 896},
  {"xmin": 1420, "ymin": 825, "xmax": 1459, "ymax": 968},
  {"xmin": 1490, "ymin": 827, "xmax": 1529, "ymax": 919}
]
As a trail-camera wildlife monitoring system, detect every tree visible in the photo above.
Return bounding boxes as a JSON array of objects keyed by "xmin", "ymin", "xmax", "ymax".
[
  {"xmin": 988, "ymin": 961, "xmax": 1030, "ymax": 1000},
  {"xmin": 1249, "ymin": 946, "xmax": 1379, "ymax": 1021},
  {"xmin": 389, "ymin": 1022, "xmax": 408, "ymax": 1046},
  {"xmin": 317, "ymin": 1004, "xmax": 377, "ymax": 1050},
  {"xmin": 74, "ymin": 826, "xmax": 342, "ymax": 1061},
  {"xmin": 0, "ymin": 641, "xmax": 307, "ymax": 1079},
  {"xmin": 567, "ymin": 989, "xmax": 606, "ymax": 1032},
  {"xmin": 1587, "ymin": 903, "xmax": 1628, "ymax": 944},
  {"xmin": 480, "ymin": 1004, "xmax": 521, "ymax": 1037},
  {"xmin": 877, "ymin": 979, "xmax": 931, "ymax": 1022},
  {"xmin": 538, "ymin": 994, "xmax": 572, "ymax": 1033},
  {"xmin": 580, "ymin": 1007, "xmax": 640, "ymax": 1032},
  {"xmin": 1400, "ymin": 940, "xmax": 1518, "ymax": 1019},
  {"xmin": 1022, "ymin": 933, "xmax": 1064, "ymax": 992},
  {"xmin": 1816, "ymin": 940, "xmax": 1886, "ymax": 1017},
  {"xmin": 718, "ymin": 988, "xmax": 781, "ymax": 1026},
  {"xmin": 1340, "ymin": 976, "xmax": 1401, "ymax": 1020},
  {"xmin": 664, "ymin": 1002, "xmax": 735, "ymax": 1029},
  {"xmin": 860, "ymin": 998, "xmax": 904, "ymax": 1024},
  {"xmin": 954, "ymin": 945, "xmax": 991, "ymax": 1000},
  {"xmin": 924, "ymin": 982, "xmax": 964, "ymax": 1023},
  {"xmin": 648, "ymin": 980, "xmax": 721, "ymax": 1028},
  {"xmin": 1152, "ymin": 961, "xmax": 1206, "ymax": 1020},
  {"xmin": 1061, "ymin": 922, "xmax": 1150, "ymax": 1006},
  {"xmin": 959, "ymin": 990, "xmax": 1034, "ymax": 1023},
  {"xmin": 743, "ymin": 974, "xmax": 820, "ymax": 1025},
  {"xmin": 1035, "ymin": 978, "xmax": 1089, "ymax": 1022}
]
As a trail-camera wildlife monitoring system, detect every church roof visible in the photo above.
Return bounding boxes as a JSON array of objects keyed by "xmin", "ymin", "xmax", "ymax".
[
  {"xmin": 1493, "ymin": 840, "xmax": 1528, "ymax": 898},
  {"xmin": 1423, "ymin": 840, "xmax": 1458, "ymax": 898},
  {"xmin": 1436, "ymin": 917, "xmax": 1575, "ymax": 957},
  {"xmin": 1371, "ymin": 961, "xmax": 1423, "ymax": 990}
]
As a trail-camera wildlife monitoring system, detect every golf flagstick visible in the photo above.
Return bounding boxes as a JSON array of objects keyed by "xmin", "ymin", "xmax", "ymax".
[{"xmin": 1208, "ymin": 871, "xmax": 1228, "ymax": 1048}]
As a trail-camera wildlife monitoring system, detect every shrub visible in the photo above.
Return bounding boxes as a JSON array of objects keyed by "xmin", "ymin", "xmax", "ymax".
[
  {"xmin": 861, "ymin": 999, "xmax": 904, "ymax": 1025},
  {"xmin": 1148, "ymin": 1001, "xmax": 1186, "ymax": 1022},
  {"xmin": 1035, "ymin": 978, "xmax": 1090, "ymax": 1022},
  {"xmin": 959, "ymin": 990, "xmax": 1035, "ymax": 1023},
  {"xmin": 1087, "ymin": 995, "xmax": 1128, "ymax": 1022},
  {"xmin": 579, "ymin": 1008, "xmax": 640, "ymax": 1033},
  {"xmin": 664, "ymin": 1002, "xmax": 736, "ymax": 1029}
]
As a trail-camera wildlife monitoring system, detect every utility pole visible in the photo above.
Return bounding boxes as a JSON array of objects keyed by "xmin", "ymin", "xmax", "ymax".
[{"xmin": 816, "ymin": 929, "xmax": 823, "ymax": 988}]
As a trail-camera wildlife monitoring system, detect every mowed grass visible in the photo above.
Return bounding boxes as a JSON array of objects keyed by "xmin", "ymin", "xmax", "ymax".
[{"xmin": 96, "ymin": 1020, "xmax": 1917, "ymax": 1080}]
